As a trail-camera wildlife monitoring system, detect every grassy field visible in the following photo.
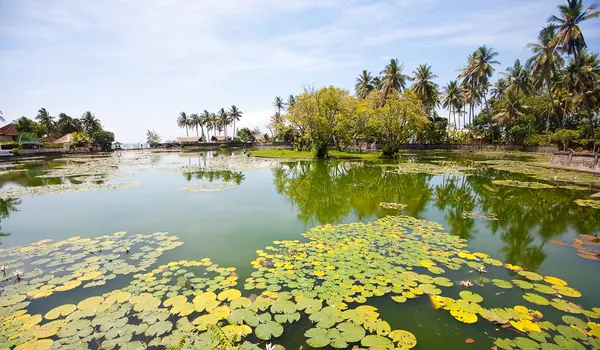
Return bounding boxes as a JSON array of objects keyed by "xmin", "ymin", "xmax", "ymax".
[{"xmin": 249, "ymin": 148, "xmax": 382, "ymax": 160}]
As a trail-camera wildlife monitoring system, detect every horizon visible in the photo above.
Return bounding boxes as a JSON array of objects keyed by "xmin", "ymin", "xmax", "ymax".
[{"xmin": 1, "ymin": 0, "xmax": 599, "ymax": 143}]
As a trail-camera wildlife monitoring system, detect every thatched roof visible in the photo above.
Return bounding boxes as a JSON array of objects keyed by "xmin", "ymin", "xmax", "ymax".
[
  {"xmin": 55, "ymin": 133, "xmax": 74, "ymax": 143},
  {"xmin": 211, "ymin": 135, "xmax": 230, "ymax": 142},
  {"xmin": 252, "ymin": 133, "xmax": 265, "ymax": 142},
  {"xmin": 176, "ymin": 137, "xmax": 200, "ymax": 143}
]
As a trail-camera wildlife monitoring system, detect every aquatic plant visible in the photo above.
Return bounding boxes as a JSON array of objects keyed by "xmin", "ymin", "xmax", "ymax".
[
  {"xmin": 462, "ymin": 211, "xmax": 498, "ymax": 221},
  {"xmin": 575, "ymin": 199, "xmax": 600, "ymax": 210},
  {"xmin": 0, "ymin": 182, "xmax": 141, "ymax": 199},
  {"xmin": 11, "ymin": 269, "xmax": 23, "ymax": 282},
  {"xmin": 379, "ymin": 202, "xmax": 407, "ymax": 210},
  {"xmin": 492, "ymin": 179, "xmax": 555, "ymax": 189}
]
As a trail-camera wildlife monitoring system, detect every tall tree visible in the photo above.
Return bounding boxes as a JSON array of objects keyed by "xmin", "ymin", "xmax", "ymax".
[
  {"xmin": 200, "ymin": 110, "xmax": 211, "ymax": 141},
  {"xmin": 527, "ymin": 25, "xmax": 565, "ymax": 129},
  {"xmin": 80, "ymin": 111, "xmax": 101, "ymax": 134},
  {"xmin": 355, "ymin": 70, "xmax": 374, "ymax": 99},
  {"xmin": 373, "ymin": 76, "xmax": 383, "ymax": 91},
  {"xmin": 442, "ymin": 81, "xmax": 462, "ymax": 130},
  {"xmin": 218, "ymin": 108, "xmax": 229, "ymax": 137},
  {"xmin": 286, "ymin": 95, "xmax": 296, "ymax": 111},
  {"xmin": 493, "ymin": 89, "xmax": 526, "ymax": 142},
  {"xmin": 189, "ymin": 113, "xmax": 201, "ymax": 137},
  {"xmin": 550, "ymin": 0, "xmax": 600, "ymax": 136},
  {"xmin": 491, "ymin": 78, "xmax": 508, "ymax": 100},
  {"xmin": 177, "ymin": 112, "xmax": 190, "ymax": 137},
  {"xmin": 461, "ymin": 84, "xmax": 479, "ymax": 126},
  {"xmin": 380, "ymin": 59, "xmax": 410, "ymax": 101},
  {"xmin": 36, "ymin": 108, "xmax": 54, "ymax": 134},
  {"xmin": 56, "ymin": 113, "xmax": 82, "ymax": 135},
  {"xmin": 0, "ymin": 110, "xmax": 4, "ymax": 123},
  {"xmin": 411, "ymin": 64, "xmax": 440, "ymax": 115},
  {"xmin": 502, "ymin": 59, "xmax": 533, "ymax": 94},
  {"xmin": 228, "ymin": 105, "xmax": 242, "ymax": 137},
  {"xmin": 273, "ymin": 97, "xmax": 284, "ymax": 115}
]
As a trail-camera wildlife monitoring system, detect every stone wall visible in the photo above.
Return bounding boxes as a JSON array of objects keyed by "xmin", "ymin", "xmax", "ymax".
[{"xmin": 550, "ymin": 152, "xmax": 600, "ymax": 172}]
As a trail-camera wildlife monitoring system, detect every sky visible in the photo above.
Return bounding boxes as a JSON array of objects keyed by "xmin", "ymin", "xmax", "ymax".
[{"xmin": 1, "ymin": 0, "xmax": 599, "ymax": 143}]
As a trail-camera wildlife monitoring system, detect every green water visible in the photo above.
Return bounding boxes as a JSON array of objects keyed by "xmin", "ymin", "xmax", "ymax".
[{"xmin": 1, "ymin": 151, "xmax": 600, "ymax": 349}]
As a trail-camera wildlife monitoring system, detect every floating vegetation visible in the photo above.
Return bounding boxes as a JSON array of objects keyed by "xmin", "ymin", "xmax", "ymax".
[
  {"xmin": 0, "ymin": 182, "xmax": 141, "ymax": 199},
  {"xmin": 185, "ymin": 182, "xmax": 239, "ymax": 192},
  {"xmin": 2, "ymin": 216, "xmax": 600, "ymax": 349},
  {"xmin": 462, "ymin": 211, "xmax": 498, "ymax": 221},
  {"xmin": 478, "ymin": 160, "xmax": 600, "ymax": 185},
  {"xmin": 379, "ymin": 202, "xmax": 407, "ymax": 210},
  {"xmin": 164, "ymin": 155, "xmax": 286, "ymax": 174},
  {"xmin": 575, "ymin": 199, "xmax": 600, "ymax": 210},
  {"xmin": 550, "ymin": 234, "xmax": 600, "ymax": 262},
  {"xmin": 491, "ymin": 179, "xmax": 555, "ymax": 189},
  {"xmin": 385, "ymin": 162, "xmax": 475, "ymax": 176}
]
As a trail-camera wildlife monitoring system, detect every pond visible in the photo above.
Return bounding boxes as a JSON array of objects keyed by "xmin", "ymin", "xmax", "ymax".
[{"xmin": 1, "ymin": 151, "xmax": 599, "ymax": 350}]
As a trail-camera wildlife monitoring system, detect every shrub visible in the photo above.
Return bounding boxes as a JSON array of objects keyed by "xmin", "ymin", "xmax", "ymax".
[
  {"xmin": 43, "ymin": 142, "xmax": 64, "ymax": 149},
  {"xmin": 550, "ymin": 129, "xmax": 581, "ymax": 151},
  {"xmin": 11, "ymin": 148, "xmax": 19, "ymax": 155},
  {"xmin": 0, "ymin": 142, "xmax": 20, "ymax": 150},
  {"xmin": 91, "ymin": 131, "xmax": 115, "ymax": 151}
]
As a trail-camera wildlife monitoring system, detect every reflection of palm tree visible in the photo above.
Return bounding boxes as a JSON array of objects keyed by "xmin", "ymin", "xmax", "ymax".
[{"xmin": 0, "ymin": 198, "xmax": 21, "ymax": 243}]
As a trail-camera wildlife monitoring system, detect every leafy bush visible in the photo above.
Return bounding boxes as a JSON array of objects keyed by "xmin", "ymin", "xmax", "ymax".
[
  {"xmin": 524, "ymin": 133, "xmax": 550, "ymax": 146},
  {"xmin": 11, "ymin": 148, "xmax": 19, "ymax": 155},
  {"xmin": 91, "ymin": 131, "xmax": 115, "ymax": 151},
  {"xmin": 71, "ymin": 132, "xmax": 91, "ymax": 147},
  {"xmin": 550, "ymin": 129, "xmax": 581, "ymax": 151},
  {"xmin": 0, "ymin": 142, "xmax": 20, "ymax": 150}
]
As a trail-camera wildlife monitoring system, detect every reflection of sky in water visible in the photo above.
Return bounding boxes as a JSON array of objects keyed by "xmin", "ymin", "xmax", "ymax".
[{"xmin": 1, "ymin": 151, "xmax": 599, "ymax": 349}]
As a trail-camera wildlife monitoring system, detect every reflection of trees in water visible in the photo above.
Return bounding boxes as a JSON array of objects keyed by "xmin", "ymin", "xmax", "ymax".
[
  {"xmin": 0, "ymin": 198, "xmax": 21, "ymax": 244},
  {"xmin": 274, "ymin": 161, "xmax": 600, "ymax": 270},
  {"xmin": 182, "ymin": 171, "xmax": 245, "ymax": 185},
  {"xmin": 272, "ymin": 161, "xmax": 433, "ymax": 225}
]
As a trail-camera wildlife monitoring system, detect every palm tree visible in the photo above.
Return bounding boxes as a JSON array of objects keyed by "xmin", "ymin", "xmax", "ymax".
[
  {"xmin": 355, "ymin": 70, "xmax": 374, "ymax": 99},
  {"xmin": 562, "ymin": 50, "xmax": 600, "ymax": 136},
  {"xmin": 502, "ymin": 59, "xmax": 533, "ymax": 94},
  {"xmin": 461, "ymin": 84, "xmax": 480, "ymax": 126},
  {"xmin": 491, "ymin": 78, "xmax": 508, "ymax": 100},
  {"xmin": 273, "ymin": 97, "xmax": 284, "ymax": 115},
  {"xmin": 0, "ymin": 110, "xmax": 4, "ymax": 123},
  {"xmin": 411, "ymin": 64, "xmax": 439, "ymax": 115},
  {"xmin": 373, "ymin": 76, "xmax": 383, "ymax": 91},
  {"xmin": 527, "ymin": 25, "xmax": 565, "ymax": 129},
  {"xmin": 218, "ymin": 108, "xmax": 229, "ymax": 137},
  {"xmin": 177, "ymin": 112, "xmax": 190, "ymax": 136},
  {"xmin": 56, "ymin": 113, "xmax": 82, "ymax": 135},
  {"xmin": 189, "ymin": 113, "xmax": 201, "ymax": 137},
  {"xmin": 36, "ymin": 108, "xmax": 54, "ymax": 134},
  {"xmin": 550, "ymin": 0, "xmax": 600, "ymax": 136},
  {"xmin": 380, "ymin": 59, "xmax": 409, "ymax": 100},
  {"xmin": 442, "ymin": 81, "xmax": 462, "ymax": 130},
  {"xmin": 228, "ymin": 105, "xmax": 242, "ymax": 137},
  {"xmin": 80, "ymin": 111, "xmax": 101, "ymax": 134},
  {"xmin": 286, "ymin": 95, "xmax": 296, "ymax": 111},
  {"xmin": 200, "ymin": 110, "xmax": 211, "ymax": 141},
  {"xmin": 493, "ymin": 89, "xmax": 526, "ymax": 142}
]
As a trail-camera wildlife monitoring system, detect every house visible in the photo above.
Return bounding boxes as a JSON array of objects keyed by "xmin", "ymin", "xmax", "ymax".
[
  {"xmin": 55, "ymin": 133, "xmax": 74, "ymax": 144},
  {"xmin": 0, "ymin": 123, "xmax": 18, "ymax": 142},
  {"xmin": 176, "ymin": 137, "xmax": 200, "ymax": 144},
  {"xmin": 210, "ymin": 135, "xmax": 231, "ymax": 143},
  {"xmin": 252, "ymin": 133, "xmax": 265, "ymax": 142}
]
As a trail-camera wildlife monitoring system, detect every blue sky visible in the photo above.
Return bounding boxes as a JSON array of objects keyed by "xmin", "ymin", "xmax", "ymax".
[{"xmin": 1, "ymin": 0, "xmax": 599, "ymax": 142}]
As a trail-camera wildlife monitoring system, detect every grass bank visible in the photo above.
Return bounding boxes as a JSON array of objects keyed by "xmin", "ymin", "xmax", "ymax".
[{"xmin": 250, "ymin": 148, "xmax": 382, "ymax": 160}]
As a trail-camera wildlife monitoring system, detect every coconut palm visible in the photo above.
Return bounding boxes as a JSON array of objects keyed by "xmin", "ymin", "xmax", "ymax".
[
  {"xmin": 80, "ymin": 111, "xmax": 101, "ymax": 134},
  {"xmin": 189, "ymin": 113, "xmax": 201, "ymax": 137},
  {"xmin": 177, "ymin": 112, "xmax": 190, "ymax": 136},
  {"xmin": 562, "ymin": 50, "xmax": 600, "ymax": 135},
  {"xmin": 502, "ymin": 59, "xmax": 533, "ymax": 94},
  {"xmin": 56, "ymin": 113, "xmax": 82, "ymax": 135},
  {"xmin": 200, "ymin": 110, "xmax": 211, "ymax": 141},
  {"xmin": 0, "ymin": 110, "xmax": 4, "ymax": 123},
  {"xmin": 372, "ymin": 76, "xmax": 383, "ymax": 91},
  {"xmin": 380, "ymin": 59, "xmax": 409, "ymax": 100},
  {"xmin": 442, "ymin": 81, "xmax": 463, "ymax": 130},
  {"xmin": 218, "ymin": 108, "xmax": 229, "ymax": 137},
  {"xmin": 273, "ymin": 97, "xmax": 284, "ymax": 115},
  {"xmin": 527, "ymin": 25, "xmax": 565, "ymax": 129},
  {"xmin": 461, "ymin": 84, "xmax": 480, "ymax": 126},
  {"xmin": 493, "ymin": 89, "xmax": 526, "ymax": 142},
  {"xmin": 36, "ymin": 108, "xmax": 54, "ymax": 133},
  {"xmin": 491, "ymin": 79, "xmax": 508, "ymax": 100},
  {"xmin": 355, "ymin": 70, "xmax": 374, "ymax": 99},
  {"xmin": 411, "ymin": 64, "xmax": 440, "ymax": 114},
  {"xmin": 228, "ymin": 105, "xmax": 242, "ymax": 137},
  {"xmin": 549, "ymin": 0, "xmax": 600, "ymax": 58},
  {"xmin": 286, "ymin": 95, "xmax": 296, "ymax": 111}
]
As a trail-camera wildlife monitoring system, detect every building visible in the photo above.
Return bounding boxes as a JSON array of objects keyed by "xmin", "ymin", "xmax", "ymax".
[
  {"xmin": 252, "ymin": 133, "xmax": 265, "ymax": 142},
  {"xmin": 0, "ymin": 123, "xmax": 18, "ymax": 142},
  {"xmin": 210, "ymin": 135, "xmax": 230, "ymax": 143},
  {"xmin": 55, "ymin": 133, "xmax": 75, "ymax": 145},
  {"xmin": 176, "ymin": 137, "xmax": 201, "ymax": 145}
]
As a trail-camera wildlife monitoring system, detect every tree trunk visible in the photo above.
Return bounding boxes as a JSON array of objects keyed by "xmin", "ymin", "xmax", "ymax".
[
  {"xmin": 573, "ymin": 50, "xmax": 595, "ymax": 139},
  {"xmin": 233, "ymin": 121, "xmax": 236, "ymax": 137},
  {"xmin": 483, "ymin": 94, "xmax": 493, "ymax": 143},
  {"xmin": 196, "ymin": 126, "xmax": 199, "ymax": 137},
  {"xmin": 185, "ymin": 127, "xmax": 189, "ymax": 137},
  {"xmin": 546, "ymin": 78, "xmax": 560, "ymax": 129}
]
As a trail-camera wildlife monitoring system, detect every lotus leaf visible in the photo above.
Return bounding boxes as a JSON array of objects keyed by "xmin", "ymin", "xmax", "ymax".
[
  {"xmin": 255, "ymin": 320, "xmax": 283, "ymax": 340},
  {"xmin": 523, "ymin": 293, "xmax": 550, "ymax": 306},
  {"xmin": 45, "ymin": 304, "xmax": 76, "ymax": 320},
  {"xmin": 218, "ymin": 289, "xmax": 242, "ymax": 301},
  {"xmin": 388, "ymin": 329, "xmax": 417, "ymax": 349},
  {"xmin": 14, "ymin": 339, "xmax": 54, "ymax": 350},
  {"xmin": 459, "ymin": 291, "xmax": 483, "ymax": 303},
  {"xmin": 518, "ymin": 271, "xmax": 544, "ymax": 281},
  {"xmin": 305, "ymin": 328, "xmax": 331, "ymax": 348},
  {"xmin": 551, "ymin": 299, "xmax": 583, "ymax": 314},
  {"xmin": 493, "ymin": 279, "xmax": 513, "ymax": 289},
  {"xmin": 361, "ymin": 335, "xmax": 393, "ymax": 349}
]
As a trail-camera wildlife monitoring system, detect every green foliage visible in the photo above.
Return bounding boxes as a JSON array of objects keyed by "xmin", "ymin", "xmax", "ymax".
[
  {"xmin": 91, "ymin": 131, "xmax": 115, "ymax": 151},
  {"xmin": 70, "ymin": 131, "xmax": 91, "ymax": 147},
  {"xmin": 551, "ymin": 129, "xmax": 581, "ymax": 150},
  {"xmin": 146, "ymin": 130, "xmax": 161, "ymax": 146},
  {"xmin": 0, "ymin": 142, "xmax": 20, "ymax": 149},
  {"xmin": 237, "ymin": 128, "xmax": 255, "ymax": 143},
  {"xmin": 15, "ymin": 117, "xmax": 38, "ymax": 133},
  {"xmin": 43, "ymin": 142, "xmax": 64, "ymax": 149}
]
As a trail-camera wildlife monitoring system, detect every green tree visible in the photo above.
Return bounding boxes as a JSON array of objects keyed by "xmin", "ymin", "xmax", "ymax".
[
  {"xmin": 70, "ymin": 131, "xmax": 91, "ymax": 147},
  {"xmin": 503, "ymin": 59, "xmax": 533, "ymax": 94},
  {"xmin": 442, "ymin": 81, "xmax": 462, "ymax": 130},
  {"xmin": 493, "ymin": 89, "xmax": 527, "ymax": 142},
  {"xmin": 369, "ymin": 91, "xmax": 428, "ymax": 157},
  {"xmin": 146, "ymin": 129, "xmax": 161, "ymax": 146},
  {"xmin": 80, "ymin": 111, "xmax": 102, "ymax": 134},
  {"xmin": 527, "ymin": 25, "xmax": 565, "ymax": 129},
  {"xmin": 411, "ymin": 64, "xmax": 440, "ymax": 115},
  {"xmin": 237, "ymin": 128, "xmax": 255, "ymax": 142},
  {"xmin": 189, "ymin": 113, "xmax": 201, "ymax": 137},
  {"xmin": 228, "ymin": 105, "xmax": 242, "ymax": 137},
  {"xmin": 491, "ymin": 78, "xmax": 508, "ymax": 100},
  {"xmin": 15, "ymin": 116, "xmax": 37, "ymax": 133},
  {"xmin": 177, "ymin": 112, "xmax": 190, "ymax": 136},
  {"xmin": 273, "ymin": 96, "xmax": 284, "ymax": 115},
  {"xmin": 217, "ymin": 108, "xmax": 229, "ymax": 137},
  {"xmin": 200, "ymin": 110, "xmax": 211, "ymax": 141},
  {"xmin": 56, "ymin": 113, "xmax": 82, "ymax": 135},
  {"xmin": 286, "ymin": 95, "xmax": 296, "ymax": 111},
  {"xmin": 355, "ymin": 70, "xmax": 374, "ymax": 99},
  {"xmin": 91, "ymin": 130, "xmax": 115, "ymax": 151},
  {"xmin": 35, "ymin": 108, "xmax": 54, "ymax": 134},
  {"xmin": 380, "ymin": 59, "xmax": 410, "ymax": 101}
]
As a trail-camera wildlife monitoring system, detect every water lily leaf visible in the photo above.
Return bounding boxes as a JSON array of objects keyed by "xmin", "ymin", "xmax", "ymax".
[
  {"xmin": 388, "ymin": 330, "xmax": 417, "ymax": 349},
  {"xmin": 295, "ymin": 296, "xmax": 322, "ymax": 314},
  {"xmin": 376, "ymin": 320, "xmax": 391, "ymax": 336},
  {"xmin": 305, "ymin": 328, "xmax": 330, "ymax": 348},
  {"xmin": 361, "ymin": 335, "xmax": 393, "ymax": 349},
  {"xmin": 230, "ymin": 297, "xmax": 252, "ymax": 310},
  {"xmin": 218, "ymin": 289, "xmax": 242, "ymax": 301},
  {"xmin": 543, "ymin": 276, "xmax": 567, "ymax": 286},
  {"xmin": 228, "ymin": 308, "xmax": 260, "ymax": 327},
  {"xmin": 255, "ymin": 320, "xmax": 283, "ymax": 340},
  {"xmin": 193, "ymin": 291, "xmax": 219, "ymax": 312},
  {"xmin": 551, "ymin": 299, "xmax": 582, "ymax": 314},
  {"xmin": 523, "ymin": 293, "xmax": 550, "ymax": 306},
  {"xmin": 222, "ymin": 324, "xmax": 252, "ymax": 342},
  {"xmin": 45, "ymin": 304, "xmax": 76, "ymax": 320},
  {"xmin": 33, "ymin": 320, "xmax": 65, "ymax": 338},
  {"xmin": 554, "ymin": 335, "xmax": 586, "ymax": 350},
  {"xmin": 493, "ymin": 279, "xmax": 513, "ymax": 289},
  {"xmin": 518, "ymin": 271, "xmax": 543, "ymax": 281},
  {"xmin": 513, "ymin": 337, "xmax": 541, "ymax": 349},
  {"xmin": 129, "ymin": 293, "xmax": 160, "ymax": 313},
  {"xmin": 459, "ymin": 291, "xmax": 483, "ymax": 303},
  {"xmin": 14, "ymin": 339, "xmax": 54, "ymax": 350},
  {"xmin": 510, "ymin": 319, "xmax": 541, "ymax": 333},
  {"xmin": 209, "ymin": 305, "xmax": 231, "ymax": 320},
  {"xmin": 513, "ymin": 280, "xmax": 535, "ymax": 289},
  {"xmin": 533, "ymin": 284, "xmax": 556, "ymax": 295},
  {"xmin": 336, "ymin": 322, "xmax": 365, "ymax": 343},
  {"xmin": 555, "ymin": 286, "xmax": 582, "ymax": 298},
  {"xmin": 450, "ymin": 309, "xmax": 478, "ymax": 324}
]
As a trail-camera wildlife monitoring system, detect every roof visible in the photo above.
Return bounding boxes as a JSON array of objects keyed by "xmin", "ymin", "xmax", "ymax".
[
  {"xmin": 55, "ymin": 133, "xmax": 74, "ymax": 143},
  {"xmin": 176, "ymin": 137, "xmax": 200, "ymax": 143},
  {"xmin": 211, "ymin": 135, "xmax": 230, "ymax": 141},
  {"xmin": 252, "ymin": 133, "xmax": 266, "ymax": 142},
  {"xmin": 0, "ymin": 123, "xmax": 17, "ymax": 136}
]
